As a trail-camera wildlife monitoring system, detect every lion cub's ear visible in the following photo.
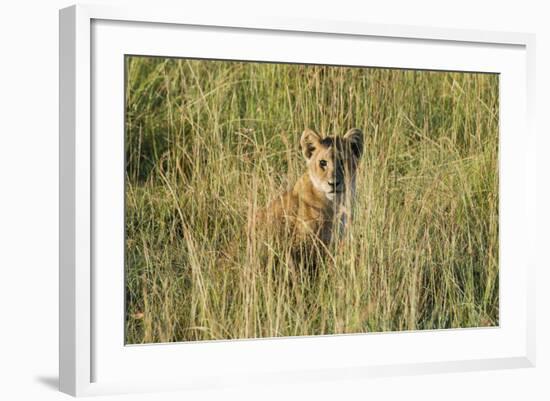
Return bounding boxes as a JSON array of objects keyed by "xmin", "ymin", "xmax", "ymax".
[
  {"xmin": 344, "ymin": 128, "xmax": 364, "ymax": 159},
  {"xmin": 300, "ymin": 128, "xmax": 321, "ymax": 160}
]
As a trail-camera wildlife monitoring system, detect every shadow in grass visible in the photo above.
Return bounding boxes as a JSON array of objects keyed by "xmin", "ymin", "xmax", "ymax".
[{"xmin": 35, "ymin": 376, "xmax": 58, "ymax": 391}]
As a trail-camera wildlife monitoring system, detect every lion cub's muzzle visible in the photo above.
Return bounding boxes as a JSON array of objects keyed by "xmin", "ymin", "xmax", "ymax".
[{"xmin": 327, "ymin": 180, "xmax": 343, "ymax": 194}]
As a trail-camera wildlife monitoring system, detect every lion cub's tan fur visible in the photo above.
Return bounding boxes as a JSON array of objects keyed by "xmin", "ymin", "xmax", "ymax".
[{"xmin": 254, "ymin": 128, "xmax": 364, "ymax": 254}]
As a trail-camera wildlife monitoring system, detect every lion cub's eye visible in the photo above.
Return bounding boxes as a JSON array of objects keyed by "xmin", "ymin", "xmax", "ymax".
[{"xmin": 319, "ymin": 160, "xmax": 328, "ymax": 169}]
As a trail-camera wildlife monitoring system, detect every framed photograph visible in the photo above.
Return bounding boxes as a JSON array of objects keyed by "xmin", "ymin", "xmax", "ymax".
[{"xmin": 59, "ymin": 4, "xmax": 536, "ymax": 396}]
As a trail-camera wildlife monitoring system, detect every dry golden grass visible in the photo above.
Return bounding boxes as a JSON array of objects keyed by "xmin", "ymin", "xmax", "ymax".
[{"xmin": 124, "ymin": 57, "xmax": 499, "ymax": 343}]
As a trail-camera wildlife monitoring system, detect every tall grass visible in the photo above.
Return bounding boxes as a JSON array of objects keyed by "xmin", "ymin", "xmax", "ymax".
[{"xmin": 124, "ymin": 57, "xmax": 499, "ymax": 344}]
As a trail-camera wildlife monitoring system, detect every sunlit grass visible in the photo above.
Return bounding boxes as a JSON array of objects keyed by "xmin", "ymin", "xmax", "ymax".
[{"xmin": 124, "ymin": 57, "xmax": 499, "ymax": 344}]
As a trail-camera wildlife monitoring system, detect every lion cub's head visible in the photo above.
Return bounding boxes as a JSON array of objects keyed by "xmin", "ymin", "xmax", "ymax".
[{"xmin": 300, "ymin": 128, "xmax": 364, "ymax": 201}]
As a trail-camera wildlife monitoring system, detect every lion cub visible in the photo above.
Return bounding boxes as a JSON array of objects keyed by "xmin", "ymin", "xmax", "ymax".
[{"xmin": 253, "ymin": 128, "xmax": 364, "ymax": 262}]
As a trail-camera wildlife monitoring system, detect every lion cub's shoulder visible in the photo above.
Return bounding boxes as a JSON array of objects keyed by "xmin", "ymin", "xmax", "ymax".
[
  {"xmin": 255, "ymin": 174, "xmax": 331, "ymax": 241},
  {"xmin": 257, "ymin": 187, "xmax": 299, "ymax": 225}
]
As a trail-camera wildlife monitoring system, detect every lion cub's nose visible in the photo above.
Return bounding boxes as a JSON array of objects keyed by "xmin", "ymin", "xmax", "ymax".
[{"xmin": 328, "ymin": 181, "xmax": 341, "ymax": 188}]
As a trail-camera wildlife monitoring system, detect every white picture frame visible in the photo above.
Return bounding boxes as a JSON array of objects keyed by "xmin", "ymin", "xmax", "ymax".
[{"xmin": 59, "ymin": 3, "xmax": 536, "ymax": 397}]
